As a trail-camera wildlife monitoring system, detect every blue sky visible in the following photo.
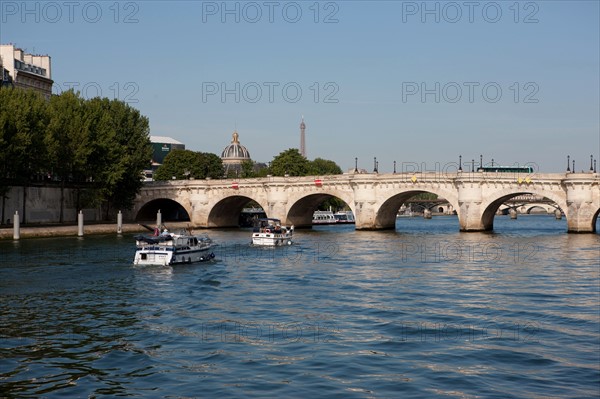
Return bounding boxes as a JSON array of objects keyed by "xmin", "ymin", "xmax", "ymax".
[{"xmin": 2, "ymin": 0, "xmax": 599, "ymax": 172}]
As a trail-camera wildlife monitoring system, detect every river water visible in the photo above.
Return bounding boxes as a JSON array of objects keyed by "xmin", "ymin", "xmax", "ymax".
[{"xmin": 1, "ymin": 215, "xmax": 598, "ymax": 398}]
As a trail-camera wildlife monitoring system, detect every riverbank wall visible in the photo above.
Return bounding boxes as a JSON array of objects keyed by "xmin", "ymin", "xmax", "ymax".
[
  {"xmin": 2, "ymin": 185, "xmax": 105, "ymax": 225},
  {"xmin": 0, "ymin": 222, "xmax": 195, "ymax": 240}
]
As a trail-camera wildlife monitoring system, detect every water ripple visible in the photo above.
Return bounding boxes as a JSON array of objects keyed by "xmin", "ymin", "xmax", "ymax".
[{"xmin": 1, "ymin": 217, "xmax": 598, "ymax": 398}]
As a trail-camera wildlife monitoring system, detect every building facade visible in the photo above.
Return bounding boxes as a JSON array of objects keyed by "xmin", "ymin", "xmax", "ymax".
[
  {"xmin": 0, "ymin": 44, "xmax": 53, "ymax": 99},
  {"xmin": 144, "ymin": 136, "xmax": 186, "ymax": 180}
]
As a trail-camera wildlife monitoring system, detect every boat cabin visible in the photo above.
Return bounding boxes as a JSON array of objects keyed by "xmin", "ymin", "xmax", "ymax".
[{"xmin": 253, "ymin": 218, "xmax": 284, "ymax": 234}]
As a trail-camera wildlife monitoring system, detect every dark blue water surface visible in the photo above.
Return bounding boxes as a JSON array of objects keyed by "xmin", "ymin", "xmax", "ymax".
[{"xmin": 1, "ymin": 215, "xmax": 599, "ymax": 398}]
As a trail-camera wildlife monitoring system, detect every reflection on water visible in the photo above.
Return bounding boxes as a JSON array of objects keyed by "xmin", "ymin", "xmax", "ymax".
[{"xmin": 1, "ymin": 215, "xmax": 598, "ymax": 398}]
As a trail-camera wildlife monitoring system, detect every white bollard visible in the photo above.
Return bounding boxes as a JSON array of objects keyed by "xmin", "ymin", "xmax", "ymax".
[
  {"xmin": 117, "ymin": 210, "xmax": 123, "ymax": 234},
  {"xmin": 78, "ymin": 210, "xmax": 84, "ymax": 236},
  {"xmin": 13, "ymin": 211, "xmax": 20, "ymax": 240},
  {"xmin": 157, "ymin": 209, "xmax": 162, "ymax": 229}
]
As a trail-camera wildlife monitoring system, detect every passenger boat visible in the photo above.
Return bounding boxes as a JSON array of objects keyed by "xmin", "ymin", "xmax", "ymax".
[
  {"xmin": 334, "ymin": 211, "xmax": 355, "ymax": 224},
  {"xmin": 312, "ymin": 210, "xmax": 337, "ymax": 224},
  {"xmin": 133, "ymin": 228, "xmax": 215, "ymax": 266},
  {"xmin": 252, "ymin": 218, "xmax": 293, "ymax": 246}
]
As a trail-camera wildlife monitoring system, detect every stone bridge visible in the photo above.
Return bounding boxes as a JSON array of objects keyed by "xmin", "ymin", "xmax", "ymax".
[
  {"xmin": 129, "ymin": 171, "xmax": 600, "ymax": 233},
  {"xmin": 499, "ymin": 194, "xmax": 562, "ymax": 215}
]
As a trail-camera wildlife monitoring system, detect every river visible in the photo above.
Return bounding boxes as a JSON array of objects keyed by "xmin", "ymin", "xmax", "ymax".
[{"xmin": 1, "ymin": 215, "xmax": 598, "ymax": 398}]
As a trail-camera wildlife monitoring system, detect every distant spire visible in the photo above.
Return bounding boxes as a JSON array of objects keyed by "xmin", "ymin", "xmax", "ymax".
[{"xmin": 300, "ymin": 116, "xmax": 306, "ymax": 157}]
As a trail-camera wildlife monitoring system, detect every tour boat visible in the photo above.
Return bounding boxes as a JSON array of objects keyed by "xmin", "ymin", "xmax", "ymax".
[
  {"xmin": 312, "ymin": 210, "xmax": 355, "ymax": 224},
  {"xmin": 334, "ymin": 211, "xmax": 355, "ymax": 224},
  {"xmin": 133, "ymin": 229, "xmax": 215, "ymax": 266},
  {"xmin": 312, "ymin": 210, "xmax": 337, "ymax": 224},
  {"xmin": 252, "ymin": 218, "xmax": 293, "ymax": 246}
]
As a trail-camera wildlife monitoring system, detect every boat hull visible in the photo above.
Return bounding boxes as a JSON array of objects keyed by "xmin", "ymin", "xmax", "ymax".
[
  {"xmin": 251, "ymin": 233, "xmax": 293, "ymax": 246},
  {"xmin": 134, "ymin": 247, "xmax": 215, "ymax": 266},
  {"xmin": 133, "ymin": 232, "xmax": 216, "ymax": 266}
]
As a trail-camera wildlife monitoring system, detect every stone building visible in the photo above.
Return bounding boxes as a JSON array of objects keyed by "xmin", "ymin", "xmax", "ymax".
[
  {"xmin": 221, "ymin": 131, "xmax": 251, "ymax": 176},
  {"xmin": 0, "ymin": 44, "xmax": 53, "ymax": 99}
]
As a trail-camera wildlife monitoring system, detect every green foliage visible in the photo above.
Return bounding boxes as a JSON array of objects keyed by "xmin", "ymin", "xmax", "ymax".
[
  {"xmin": 154, "ymin": 149, "xmax": 223, "ymax": 180},
  {"xmin": 269, "ymin": 148, "xmax": 310, "ymax": 176},
  {"xmin": 0, "ymin": 88, "xmax": 153, "ymax": 217},
  {"xmin": 409, "ymin": 192, "xmax": 438, "ymax": 200},
  {"xmin": 268, "ymin": 149, "xmax": 343, "ymax": 177},
  {"xmin": 255, "ymin": 166, "xmax": 270, "ymax": 177},
  {"xmin": 309, "ymin": 158, "xmax": 343, "ymax": 175},
  {"xmin": 45, "ymin": 91, "xmax": 90, "ymax": 182},
  {"xmin": 317, "ymin": 197, "xmax": 347, "ymax": 211},
  {"xmin": 240, "ymin": 160, "xmax": 255, "ymax": 178},
  {"xmin": 99, "ymin": 99, "xmax": 152, "ymax": 212},
  {"xmin": 0, "ymin": 88, "xmax": 48, "ymax": 187}
]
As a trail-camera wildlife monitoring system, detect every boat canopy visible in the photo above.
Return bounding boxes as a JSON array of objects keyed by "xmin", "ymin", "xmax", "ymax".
[{"xmin": 134, "ymin": 234, "xmax": 172, "ymax": 244}]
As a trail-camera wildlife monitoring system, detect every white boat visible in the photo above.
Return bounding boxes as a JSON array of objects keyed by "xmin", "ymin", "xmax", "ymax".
[
  {"xmin": 397, "ymin": 204, "xmax": 414, "ymax": 218},
  {"xmin": 252, "ymin": 218, "xmax": 293, "ymax": 246},
  {"xmin": 334, "ymin": 211, "xmax": 355, "ymax": 224},
  {"xmin": 133, "ymin": 229, "xmax": 215, "ymax": 266},
  {"xmin": 312, "ymin": 210, "xmax": 337, "ymax": 224}
]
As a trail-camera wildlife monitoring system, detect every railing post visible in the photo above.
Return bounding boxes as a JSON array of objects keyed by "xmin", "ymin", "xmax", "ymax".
[
  {"xmin": 78, "ymin": 210, "xmax": 84, "ymax": 236},
  {"xmin": 117, "ymin": 210, "xmax": 123, "ymax": 234},
  {"xmin": 13, "ymin": 211, "xmax": 20, "ymax": 240}
]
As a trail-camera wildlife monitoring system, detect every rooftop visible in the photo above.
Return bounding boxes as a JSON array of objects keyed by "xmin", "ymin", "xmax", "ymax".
[{"xmin": 150, "ymin": 136, "xmax": 184, "ymax": 145}]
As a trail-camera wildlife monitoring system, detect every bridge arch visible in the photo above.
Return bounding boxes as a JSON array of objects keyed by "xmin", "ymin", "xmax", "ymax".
[
  {"xmin": 207, "ymin": 195, "xmax": 269, "ymax": 228},
  {"xmin": 525, "ymin": 205, "xmax": 555, "ymax": 214},
  {"xmin": 135, "ymin": 198, "xmax": 191, "ymax": 222},
  {"xmin": 480, "ymin": 189, "xmax": 567, "ymax": 231},
  {"xmin": 593, "ymin": 208, "xmax": 600, "ymax": 233},
  {"xmin": 374, "ymin": 189, "xmax": 460, "ymax": 229},
  {"xmin": 286, "ymin": 191, "xmax": 355, "ymax": 228}
]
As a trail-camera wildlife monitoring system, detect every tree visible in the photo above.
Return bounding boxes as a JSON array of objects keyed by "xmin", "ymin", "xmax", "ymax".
[
  {"xmin": 201, "ymin": 152, "xmax": 225, "ymax": 179},
  {"xmin": 0, "ymin": 88, "xmax": 48, "ymax": 223},
  {"xmin": 410, "ymin": 193, "xmax": 438, "ymax": 200},
  {"xmin": 317, "ymin": 197, "xmax": 347, "ymax": 211},
  {"xmin": 309, "ymin": 158, "xmax": 343, "ymax": 175},
  {"xmin": 154, "ymin": 149, "xmax": 223, "ymax": 180},
  {"xmin": 45, "ymin": 90, "xmax": 90, "ymax": 184},
  {"xmin": 45, "ymin": 90, "xmax": 90, "ymax": 221},
  {"xmin": 269, "ymin": 149, "xmax": 342, "ymax": 177},
  {"xmin": 44, "ymin": 91, "xmax": 152, "ymax": 219},
  {"xmin": 0, "ymin": 88, "xmax": 152, "ymax": 221},
  {"xmin": 269, "ymin": 148, "xmax": 310, "ymax": 176},
  {"xmin": 240, "ymin": 160, "xmax": 255, "ymax": 178},
  {"xmin": 99, "ymin": 98, "xmax": 152, "ymax": 216}
]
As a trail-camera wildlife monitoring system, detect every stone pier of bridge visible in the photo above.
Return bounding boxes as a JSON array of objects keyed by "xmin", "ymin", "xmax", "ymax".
[{"xmin": 131, "ymin": 172, "xmax": 600, "ymax": 234}]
